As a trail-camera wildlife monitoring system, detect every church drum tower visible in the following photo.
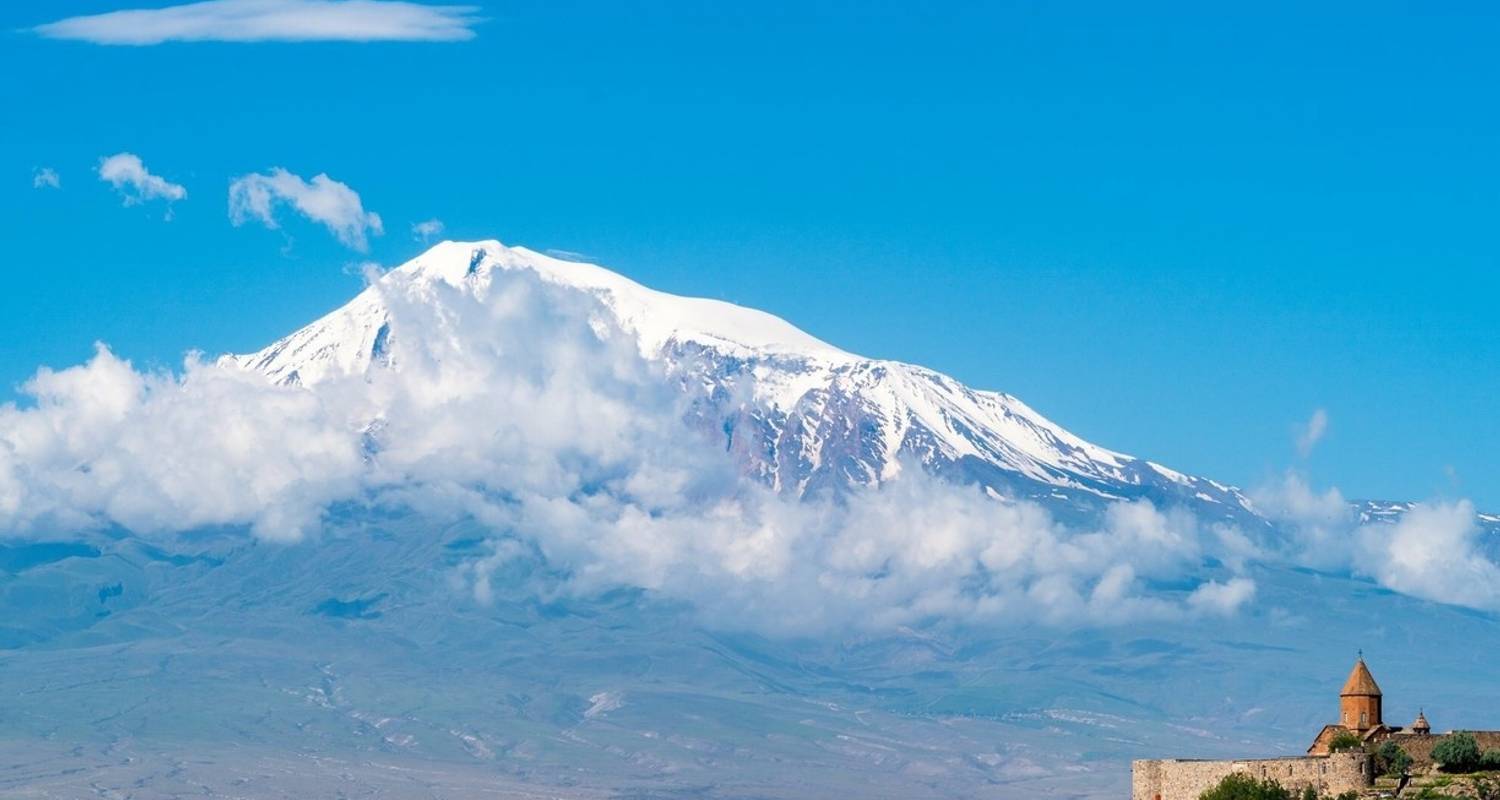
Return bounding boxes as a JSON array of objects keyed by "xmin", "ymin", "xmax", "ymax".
[{"xmin": 1340, "ymin": 656, "xmax": 1382, "ymax": 732}]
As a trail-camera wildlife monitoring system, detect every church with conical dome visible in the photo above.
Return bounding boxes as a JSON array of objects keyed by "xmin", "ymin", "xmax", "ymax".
[
  {"xmin": 1308, "ymin": 656, "xmax": 1396, "ymax": 753},
  {"xmin": 1133, "ymin": 656, "xmax": 1500, "ymax": 800}
]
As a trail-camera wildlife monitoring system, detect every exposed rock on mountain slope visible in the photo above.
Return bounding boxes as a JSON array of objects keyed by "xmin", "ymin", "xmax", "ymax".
[{"xmin": 226, "ymin": 240, "xmax": 1258, "ymax": 523}]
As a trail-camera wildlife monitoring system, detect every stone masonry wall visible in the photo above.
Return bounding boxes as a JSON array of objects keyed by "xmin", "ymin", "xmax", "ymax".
[
  {"xmin": 1131, "ymin": 753, "xmax": 1372, "ymax": 800},
  {"xmin": 1386, "ymin": 731, "xmax": 1500, "ymax": 767}
]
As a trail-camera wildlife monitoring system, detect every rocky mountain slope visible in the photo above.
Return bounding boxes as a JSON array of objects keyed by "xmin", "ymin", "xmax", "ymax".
[{"xmin": 226, "ymin": 240, "xmax": 1258, "ymax": 524}]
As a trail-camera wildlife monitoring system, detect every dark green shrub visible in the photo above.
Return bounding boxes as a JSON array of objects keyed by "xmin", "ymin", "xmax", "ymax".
[
  {"xmin": 1198, "ymin": 773, "xmax": 1294, "ymax": 800},
  {"xmin": 1327, "ymin": 730, "xmax": 1363, "ymax": 752},
  {"xmin": 1433, "ymin": 732, "xmax": 1482, "ymax": 773},
  {"xmin": 1377, "ymin": 740, "xmax": 1413, "ymax": 776},
  {"xmin": 1481, "ymin": 749, "xmax": 1500, "ymax": 770}
]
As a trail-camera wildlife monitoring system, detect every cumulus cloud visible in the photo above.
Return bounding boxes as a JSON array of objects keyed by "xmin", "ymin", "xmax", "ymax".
[
  {"xmin": 1251, "ymin": 472, "xmax": 1356, "ymax": 569},
  {"xmin": 1186, "ymin": 577, "xmax": 1257, "ymax": 616},
  {"xmin": 0, "ymin": 265, "xmax": 1260, "ymax": 634},
  {"xmin": 229, "ymin": 168, "xmax": 383, "ymax": 250},
  {"xmin": 1253, "ymin": 472, "xmax": 1500, "ymax": 612},
  {"xmin": 98, "ymin": 153, "xmax": 187, "ymax": 213},
  {"xmin": 33, "ymin": 0, "xmax": 482, "ymax": 45},
  {"xmin": 411, "ymin": 218, "xmax": 444, "ymax": 243},
  {"xmin": 1355, "ymin": 501, "xmax": 1500, "ymax": 609},
  {"xmin": 32, "ymin": 167, "xmax": 60, "ymax": 189},
  {"xmin": 6, "ymin": 259, "xmax": 1492, "ymax": 631},
  {"xmin": 474, "ymin": 474, "xmax": 1252, "ymax": 634},
  {"xmin": 0, "ymin": 346, "xmax": 359, "ymax": 541},
  {"xmin": 1295, "ymin": 408, "xmax": 1329, "ymax": 457},
  {"xmin": 6, "ymin": 245, "xmax": 1491, "ymax": 632}
]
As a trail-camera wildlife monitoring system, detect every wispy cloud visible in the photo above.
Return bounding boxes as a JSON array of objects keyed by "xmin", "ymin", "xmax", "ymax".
[
  {"xmin": 411, "ymin": 218, "xmax": 444, "ymax": 243},
  {"xmin": 1295, "ymin": 407, "xmax": 1328, "ymax": 457},
  {"xmin": 98, "ymin": 153, "xmax": 187, "ymax": 216},
  {"xmin": 229, "ymin": 167, "xmax": 383, "ymax": 251},
  {"xmin": 544, "ymin": 248, "xmax": 595, "ymax": 263},
  {"xmin": 32, "ymin": 0, "xmax": 482, "ymax": 45},
  {"xmin": 32, "ymin": 167, "xmax": 61, "ymax": 189}
]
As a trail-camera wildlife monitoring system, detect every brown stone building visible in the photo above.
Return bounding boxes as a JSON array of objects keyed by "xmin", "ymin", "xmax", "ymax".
[
  {"xmin": 1307, "ymin": 657, "xmax": 1500, "ymax": 758},
  {"xmin": 1132, "ymin": 657, "xmax": 1500, "ymax": 800},
  {"xmin": 1307, "ymin": 657, "xmax": 1392, "ymax": 754}
]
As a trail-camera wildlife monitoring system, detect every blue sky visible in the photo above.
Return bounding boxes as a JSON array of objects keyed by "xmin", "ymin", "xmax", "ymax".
[{"xmin": 4, "ymin": 1, "xmax": 1497, "ymax": 507}]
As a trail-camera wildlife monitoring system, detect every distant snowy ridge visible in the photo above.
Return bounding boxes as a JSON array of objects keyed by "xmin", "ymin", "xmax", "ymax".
[{"xmin": 225, "ymin": 240, "xmax": 1258, "ymax": 521}]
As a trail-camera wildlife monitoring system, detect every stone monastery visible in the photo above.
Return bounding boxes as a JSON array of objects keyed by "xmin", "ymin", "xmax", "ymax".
[{"xmin": 1133, "ymin": 657, "xmax": 1500, "ymax": 800}]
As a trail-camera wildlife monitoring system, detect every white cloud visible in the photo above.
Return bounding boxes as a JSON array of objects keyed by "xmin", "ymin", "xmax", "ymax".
[
  {"xmin": 1295, "ymin": 408, "xmax": 1329, "ymax": 457},
  {"xmin": 23, "ymin": 247, "xmax": 1496, "ymax": 636},
  {"xmin": 33, "ymin": 0, "xmax": 482, "ymax": 45},
  {"xmin": 1250, "ymin": 471, "xmax": 1355, "ymax": 569},
  {"xmin": 0, "ymin": 346, "xmax": 359, "ymax": 541},
  {"xmin": 98, "ymin": 153, "xmax": 187, "ymax": 213},
  {"xmin": 1355, "ymin": 501, "xmax": 1500, "ymax": 609},
  {"xmin": 1253, "ymin": 472, "xmax": 1500, "ymax": 612},
  {"xmin": 0, "ymin": 266, "xmax": 1263, "ymax": 634},
  {"xmin": 32, "ymin": 167, "xmax": 60, "ymax": 189},
  {"xmin": 545, "ymin": 248, "xmax": 594, "ymax": 263},
  {"xmin": 6, "ymin": 262, "xmax": 1492, "ymax": 633},
  {"xmin": 229, "ymin": 168, "xmax": 383, "ymax": 250},
  {"xmin": 1186, "ymin": 577, "xmax": 1257, "ymax": 616},
  {"xmin": 411, "ymin": 218, "xmax": 444, "ymax": 243}
]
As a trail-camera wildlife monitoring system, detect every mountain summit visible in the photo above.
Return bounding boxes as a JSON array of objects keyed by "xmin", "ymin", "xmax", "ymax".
[{"xmin": 227, "ymin": 240, "xmax": 1255, "ymax": 523}]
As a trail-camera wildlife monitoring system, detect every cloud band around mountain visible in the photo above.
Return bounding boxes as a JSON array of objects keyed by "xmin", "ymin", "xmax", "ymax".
[
  {"xmin": 0, "ymin": 266, "xmax": 1267, "ymax": 634},
  {"xmin": 1, "ymin": 252, "xmax": 1493, "ymax": 634}
]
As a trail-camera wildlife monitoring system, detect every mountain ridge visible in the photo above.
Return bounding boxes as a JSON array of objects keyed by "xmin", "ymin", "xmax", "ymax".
[{"xmin": 224, "ymin": 240, "xmax": 1260, "ymax": 523}]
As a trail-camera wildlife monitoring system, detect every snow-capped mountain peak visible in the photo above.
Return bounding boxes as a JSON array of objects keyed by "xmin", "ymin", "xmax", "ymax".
[
  {"xmin": 401, "ymin": 240, "xmax": 856, "ymax": 362},
  {"xmin": 228, "ymin": 241, "xmax": 849, "ymax": 386},
  {"xmin": 226, "ymin": 240, "xmax": 1255, "ymax": 519}
]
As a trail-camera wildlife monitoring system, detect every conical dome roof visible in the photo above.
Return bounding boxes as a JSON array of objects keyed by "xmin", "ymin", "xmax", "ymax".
[
  {"xmin": 1413, "ymin": 710, "xmax": 1430, "ymax": 732},
  {"xmin": 1341, "ymin": 658, "xmax": 1382, "ymax": 697}
]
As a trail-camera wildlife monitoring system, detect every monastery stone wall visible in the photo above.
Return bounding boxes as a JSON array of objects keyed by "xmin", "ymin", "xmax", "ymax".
[
  {"xmin": 1386, "ymin": 731, "xmax": 1500, "ymax": 766},
  {"xmin": 1131, "ymin": 752, "xmax": 1371, "ymax": 800}
]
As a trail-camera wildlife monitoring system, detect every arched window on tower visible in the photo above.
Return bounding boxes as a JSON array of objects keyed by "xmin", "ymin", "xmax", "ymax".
[{"xmin": 1360, "ymin": 712, "xmax": 1367, "ymax": 726}]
